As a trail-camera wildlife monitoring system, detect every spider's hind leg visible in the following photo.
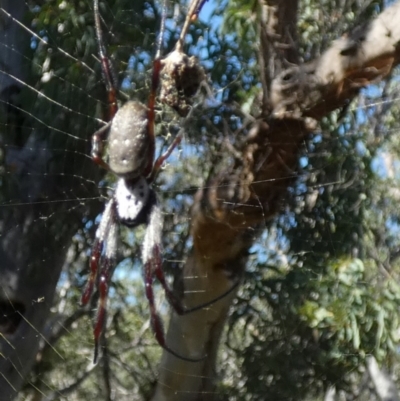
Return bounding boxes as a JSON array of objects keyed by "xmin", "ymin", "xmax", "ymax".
[
  {"xmin": 92, "ymin": 205, "xmax": 118, "ymax": 363},
  {"xmin": 152, "ymin": 248, "xmax": 241, "ymax": 317},
  {"xmin": 142, "ymin": 195, "xmax": 207, "ymax": 362},
  {"xmin": 141, "ymin": 190, "xmax": 240, "ymax": 315},
  {"xmin": 82, "ymin": 197, "xmax": 119, "ymax": 364},
  {"xmin": 82, "ymin": 198, "xmax": 116, "ymax": 306},
  {"xmin": 143, "ymin": 256, "xmax": 206, "ymax": 362},
  {"xmin": 142, "ymin": 194, "xmax": 240, "ymax": 361}
]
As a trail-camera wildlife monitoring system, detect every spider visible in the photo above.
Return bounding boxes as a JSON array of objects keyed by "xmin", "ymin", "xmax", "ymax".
[{"xmin": 82, "ymin": 0, "xmax": 238, "ymax": 364}]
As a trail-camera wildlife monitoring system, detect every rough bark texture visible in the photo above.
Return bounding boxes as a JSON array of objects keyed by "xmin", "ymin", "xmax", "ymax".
[
  {"xmin": 152, "ymin": 1, "xmax": 400, "ymax": 400},
  {"xmin": 259, "ymin": 0, "xmax": 299, "ymax": 110}
]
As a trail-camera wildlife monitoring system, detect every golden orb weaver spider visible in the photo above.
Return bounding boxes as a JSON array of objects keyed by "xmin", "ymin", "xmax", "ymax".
[{"xmin": 81, "ymin": 0, "xmax": 238, "ymax": 364}]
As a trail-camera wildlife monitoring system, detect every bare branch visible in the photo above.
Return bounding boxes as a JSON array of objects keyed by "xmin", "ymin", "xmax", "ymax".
[{"xmin": 271, "ymin": 1, "xmax": 400, "ymax": 119}]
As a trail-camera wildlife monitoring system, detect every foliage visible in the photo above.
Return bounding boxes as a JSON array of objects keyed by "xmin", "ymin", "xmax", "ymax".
[{"xmin": 5, "ymin": 0, "xmax": 400, "ymax": 400}]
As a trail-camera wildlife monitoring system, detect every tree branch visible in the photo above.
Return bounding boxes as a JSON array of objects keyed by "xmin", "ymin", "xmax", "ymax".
[{"xmin": 152, "ymin": 1, "xmax": 400, "ymax": 400}]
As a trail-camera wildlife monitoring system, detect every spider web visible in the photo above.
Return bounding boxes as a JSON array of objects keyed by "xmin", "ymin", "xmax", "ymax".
[{"xmin": 1, "ymin": 0, "xmax": 400, "ymax": 400}]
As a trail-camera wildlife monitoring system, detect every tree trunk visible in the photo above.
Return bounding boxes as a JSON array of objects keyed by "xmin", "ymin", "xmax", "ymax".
[{"xmin": 152, "ymin": 1, "xmax": 400, "ymax": 399}]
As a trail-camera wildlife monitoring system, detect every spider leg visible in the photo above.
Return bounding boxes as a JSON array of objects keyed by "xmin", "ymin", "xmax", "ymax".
[
  {"xmin": 148, "ymin": 134, "xmax": 183, "ymax": 183},
  {"xmin": 93, "ymin": 0, "xmax": 118, "ymax": 119},
  {"xmin": 142, "ymin": 57, "xmax": 162, "ymax": 178},
  {"xmin": 153, "ymin": 256, "xmax": 240, "ymax": 316},
  {"xmin": 142, "ymin": 0, "xmax": 169, "ymax": 177},
  {"xmin": 82, "ymin": 198, "xmax": 118, "ymax": 364},
  {"xmin": 91, "ymin": 121, "xmax": 112, "ymax": 171},
  {"xmin": 91, "ymin": 0, "xmax": 120, "ymax": 170},
  {"xmin": 93, "ymin": 211, "xmax": 118, "ymax": 363},
  {"xmin": 155, "ymin": 0, "xmax": 168, "ymax": 61},
  {"xmin": 143, "ymin": 258, "xmax": 205, "ymax": 362},
  {"xmin": 142, "ymin": 196, "xmax": 205, "ymax": 362},
  {"xmin": 81, "ymin": 237, "xmax": 102, "ymax": 306},
  {"xmin": 148, "ymin": 96, "xmax": 199, "ymax": 183},
  {"xmin": 82, "ymin": 199, "xmax": 115, "ymax": 306},
  {"xmin": 142, "ymin": 190, "xmax": 239, "ymax": 313}
]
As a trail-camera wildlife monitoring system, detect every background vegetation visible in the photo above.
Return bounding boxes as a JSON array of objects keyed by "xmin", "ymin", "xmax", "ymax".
[{"xmin": 1, "ymin": 0, "xmax": 400, "ymax": 400}]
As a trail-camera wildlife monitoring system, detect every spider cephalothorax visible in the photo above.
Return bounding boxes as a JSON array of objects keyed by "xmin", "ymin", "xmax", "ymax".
[{"xmin": 82, "ymin": 0, "xmax": 238, "ymax": 364}]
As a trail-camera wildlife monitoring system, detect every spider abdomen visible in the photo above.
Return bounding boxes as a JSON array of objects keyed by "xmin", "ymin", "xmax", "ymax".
[
  {"xmin": 115, "ymin": 177, "xmax": 156, "ymax": 228},
  {"xmin": 108, "ymin": 101, "xmax": 150, "ymax": 179}
]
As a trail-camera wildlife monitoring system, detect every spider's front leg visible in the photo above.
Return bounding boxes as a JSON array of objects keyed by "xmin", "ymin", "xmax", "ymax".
[{"xmin": 91, "ymin": 121, "xmax": 112, "ymax": 171}]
